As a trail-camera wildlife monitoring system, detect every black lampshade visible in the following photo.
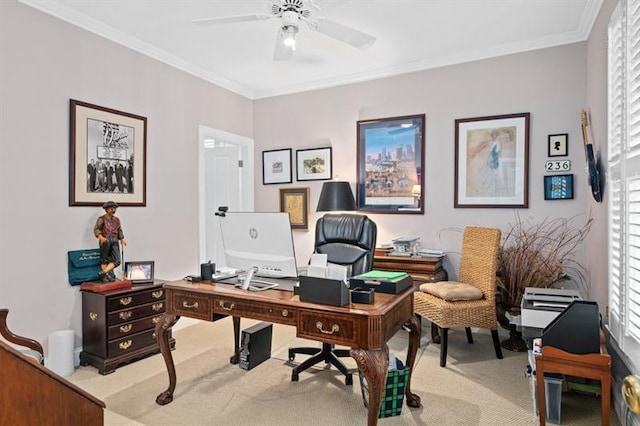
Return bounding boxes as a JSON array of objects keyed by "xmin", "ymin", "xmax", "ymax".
[{"xmin": 317, "ymin": 181, "xmax": 356, "ymax": 212}]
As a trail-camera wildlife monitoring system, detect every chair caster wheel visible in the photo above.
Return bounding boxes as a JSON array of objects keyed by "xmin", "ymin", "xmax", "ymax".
[
  {"xmin": 345, "ymin": 374, "xmax": 353, "ymax": 386},
  {"xmin": 291, "ymin": 373, "xmax": 299, "ymax": 382},
  {"xmin": 288, "ymin": 350, "xmax": 295, "ymax": 361}
]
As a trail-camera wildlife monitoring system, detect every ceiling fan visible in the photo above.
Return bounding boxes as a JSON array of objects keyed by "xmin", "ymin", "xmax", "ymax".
[{"xmin": 192, "ymin": 0, "xmax": 376, "ymax": 61}]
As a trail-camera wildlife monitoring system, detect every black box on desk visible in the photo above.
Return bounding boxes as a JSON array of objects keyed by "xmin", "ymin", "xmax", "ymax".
[
  {"xmin": 239, "ymin": 322, "xmax": 272, "ymax": 371},
  {"xmin": 349, "ymin": 275, "xmax": 413, "ymax": 294},
  {"xmin": 298, "ymin": 276, "xmax": 349, "ymax": 307}
]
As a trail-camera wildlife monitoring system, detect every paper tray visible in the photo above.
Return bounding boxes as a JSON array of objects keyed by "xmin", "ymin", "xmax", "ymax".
[{"xmin": 349, "ymin": 275, "xmax": 413, "ymax": 294}]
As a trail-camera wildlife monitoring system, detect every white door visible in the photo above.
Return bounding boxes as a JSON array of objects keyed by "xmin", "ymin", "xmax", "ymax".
[{"xmin": 198, "ymin": 125, "xmax": 254, "ymax": 267}]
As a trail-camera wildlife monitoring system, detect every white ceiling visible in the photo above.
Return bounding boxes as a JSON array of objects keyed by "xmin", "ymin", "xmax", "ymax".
[{"xmin": 20, "ymin": 0, "xmax": 603, "ymax": 100}]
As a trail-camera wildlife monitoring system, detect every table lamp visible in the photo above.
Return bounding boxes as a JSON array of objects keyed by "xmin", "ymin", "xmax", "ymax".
[{"xmin": 316, "ymin": 181, "xmax": 356, "ymax": 212}]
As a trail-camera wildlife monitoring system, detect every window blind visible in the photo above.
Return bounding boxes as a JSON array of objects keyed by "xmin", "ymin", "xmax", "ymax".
[{"xmin": 608, "ymin": 0, "xmax": 640, "ymax": 372}]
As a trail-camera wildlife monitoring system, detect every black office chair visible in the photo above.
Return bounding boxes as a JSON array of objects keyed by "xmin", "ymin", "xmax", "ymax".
[{"xmin": 289, "ymin": 213, "xmax": 377, "ymax": 385}]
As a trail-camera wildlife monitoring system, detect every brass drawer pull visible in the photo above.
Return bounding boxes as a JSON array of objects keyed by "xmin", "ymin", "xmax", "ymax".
[
  {"xmin": 152, "ymin": 316, "xmax": 161, "ymax": 324},
  {"xmin": 119, "ymin": 340, "xmax": 132, "ymax": 350},
  {"xmin": 89, "ymin": 312, "xmax": 98, "ymax": 321},
  {"xmin": 182, "ymin": 300, "xmax": 199, "ymax": 309},
  {"xmin": 282, "ymin": 309, "xmax": 289, "ymax": 317},
  {"xmin": 218, "ymin": 300, "xmax": 235, "ymax": 311},
  {"xmin": 316, "ymin": 322, "xmax": 339, "ymax": 335},
  {"xmin": 152, "ymin": 332, "xmax": 157, "ymax": 339},
  {"xmin": 119, "ymin": 324, "xmax": 132, "ymax": 333},
  {"xmin": 152, "ymin": 290, "xmax": 163, "ymax": 299},
  {"xmin": 119, "ymin": 297, "xmax": 132, "ymax": 306},
  {"xmin": 152, "ymin": 303, "xmax": 164, "ymax": 311},
  {"xmin": 119, "ymin": 311, "xmax": 132, "ymax": 320}
]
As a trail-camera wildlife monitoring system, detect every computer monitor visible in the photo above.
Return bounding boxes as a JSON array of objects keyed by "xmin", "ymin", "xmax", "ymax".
[{"xmin": 219, "ymin": 212, "xmax": 298, "ymax": 279}]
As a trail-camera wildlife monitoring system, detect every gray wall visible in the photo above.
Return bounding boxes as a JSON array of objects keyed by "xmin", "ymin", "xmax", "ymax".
[
  {"xmin": 253, "ymin": 43, "xmax": 595, "ymax": 298},
  {"xmin": 0, "ymin": 1, "xmax": 253, "ymax": 346},
  {"xmin": 1, "ymin": 0, "xmax": 612, "ymax": 356}
]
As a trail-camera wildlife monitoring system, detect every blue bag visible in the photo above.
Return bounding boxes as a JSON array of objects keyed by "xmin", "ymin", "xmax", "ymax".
[{"xmin": 67, "ymin": 249, "xmax": 102, "ymax": 285}]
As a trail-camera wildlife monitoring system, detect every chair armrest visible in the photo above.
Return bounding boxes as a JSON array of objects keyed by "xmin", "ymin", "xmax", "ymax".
[{"xmin": 0, "ymin": 309, "xmax": 44, "ymax": 359}]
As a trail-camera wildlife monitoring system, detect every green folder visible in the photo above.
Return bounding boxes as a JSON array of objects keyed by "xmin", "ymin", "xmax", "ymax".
[{"xmin": 355, "ymin": 270, "xmax": 408, "ymax": 281}]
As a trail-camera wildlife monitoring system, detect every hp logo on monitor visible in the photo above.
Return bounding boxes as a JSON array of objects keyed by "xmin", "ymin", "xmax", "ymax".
[{"xmin": 249, "ymin": 227, "xmax": 258, "ymax": 239}]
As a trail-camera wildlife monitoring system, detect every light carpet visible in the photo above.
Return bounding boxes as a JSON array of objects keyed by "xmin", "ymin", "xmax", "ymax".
[{"xmin": 67, "ymin": 318, "xmax": 620, "ymax": 425}]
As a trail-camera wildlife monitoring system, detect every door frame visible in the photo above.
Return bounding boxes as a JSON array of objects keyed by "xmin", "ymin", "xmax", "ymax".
[{"xmin": 198, "ymin": 124, "xmax": 254, "ymax": 263}]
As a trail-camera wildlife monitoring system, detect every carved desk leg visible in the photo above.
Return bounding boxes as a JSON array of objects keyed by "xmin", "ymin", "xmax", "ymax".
[
  {"xmin": 155, "ymin": 313, "xmax": 180, "ymax": 405},
  {"xmin": 404, "ymin": 314, "xmax": 422, "ymax": 408},
  {"xmin": 351, "ymin": 346, "xmax": 389, "ymax": 426},
  {"xmin": 230, "ymin": 316, "xmax": 240, "ymax": 364}
]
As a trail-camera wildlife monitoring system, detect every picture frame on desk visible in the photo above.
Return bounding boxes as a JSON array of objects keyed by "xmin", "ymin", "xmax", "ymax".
[
  {"xmin": 356, "ymin": 114, "xmax": 425, "ymax": 214},
  {"xmin": 69, "ymin": 99, "xmax": 147, "ymax": 206},
  {"xmin": 124, "ymin": 260, "xmax": 155, "ymax": 285}
]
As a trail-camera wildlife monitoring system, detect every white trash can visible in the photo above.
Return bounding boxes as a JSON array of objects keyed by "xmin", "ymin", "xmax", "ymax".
[{"xmin": 47, "ymin": 330, "xmax": 75, "ymax": 377}]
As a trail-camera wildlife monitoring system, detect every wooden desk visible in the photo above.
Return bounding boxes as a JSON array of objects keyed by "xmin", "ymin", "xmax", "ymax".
[
  {"xmin": 535, "ymin": 342, "xmax": 611, "ymax": 426},
  {"xmin": 154, "ymin": 279, "xmax": 421, "ymax": 426},
  {"xmin": 373, "ymin": 254, "xmax": 447, "ymax": 343}
]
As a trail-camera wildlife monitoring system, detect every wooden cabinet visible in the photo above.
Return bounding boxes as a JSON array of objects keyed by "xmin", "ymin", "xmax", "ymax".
[
  {"xmin": 373, "ymin": 254, "xmax": 448, "ymax": 285},
  {"xmin": 373, "ymin": 254, "xmax": 447, "ymax": 343},
  {"xmin": 80, "ymin": 281, "xmax": 175, "ymax": 374}
]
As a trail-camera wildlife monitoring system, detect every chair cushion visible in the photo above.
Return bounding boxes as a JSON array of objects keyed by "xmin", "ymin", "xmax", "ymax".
[
  {"xmin": 419, "ymin": 281, "xmax": 483, "ymax": 301},
  {"xmin": 21, "ymin": 349, "xmax": 44, "ymax": 364}
]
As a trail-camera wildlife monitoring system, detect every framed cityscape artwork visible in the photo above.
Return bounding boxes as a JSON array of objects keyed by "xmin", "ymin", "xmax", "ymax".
[{"xmin": 356, "ymin": 114, "xmax": 425, "ymax": 214}]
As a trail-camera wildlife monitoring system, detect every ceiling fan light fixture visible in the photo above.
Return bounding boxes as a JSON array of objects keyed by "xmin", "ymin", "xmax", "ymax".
[{"xmin": 282, "ymin": 25, "xmax": 298, "ymax": 47}]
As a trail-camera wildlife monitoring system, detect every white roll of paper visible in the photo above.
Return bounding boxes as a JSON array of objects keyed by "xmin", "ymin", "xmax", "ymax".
[{"xmin": 47, "ymin": 329, "xmax": 75, "ymax": 377}]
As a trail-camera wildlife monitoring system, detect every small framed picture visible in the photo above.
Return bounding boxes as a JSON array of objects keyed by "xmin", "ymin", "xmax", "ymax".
[
  {"xmin": 124, "ymin": 261, "xmax": 155, "ymax": 285},
  {"xmin": 544, "ymin": 174, "xmax": 574, "ymax": 200},
  {"xmin": 548, "ymin": 134, "xmax": 568, "ymax": 157},
  {"xmin": 296, "ymin": 147, "xmax": 332, "ymax": 181},
  {"xmin": 279, "ymin": 187, "xmax": 310, "ymax": 231},
  {"xmin": 262, "ymin": 148, "xmax": 292, "ymax": 185}
]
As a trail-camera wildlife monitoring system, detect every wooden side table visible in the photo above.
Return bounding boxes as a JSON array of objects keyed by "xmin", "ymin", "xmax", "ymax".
[
  {"xmin": 373, "ymin": 254, "xmax": 448, "ymax": 343},
  {"xmin": 534, "ymin": 331, "xmax": 611, "ymax": 426}
]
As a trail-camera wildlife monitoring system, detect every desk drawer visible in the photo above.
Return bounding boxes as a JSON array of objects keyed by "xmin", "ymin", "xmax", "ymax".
[
  {"xmin": 107, "ymin": 329, "xmax": 158, "ymax": 357},
  {"xmin": 171, "ymin": 291, "xmax": 211, "ymax": 320},
  {"xmin": 297, "ymin": 310, "xmax": 356, "ymax": 346},
  {"xmin": 107, "ymin": 288, "xmax": 165, "ymax": 311},
  {"xmin": 108, "ymin": 301, "xmax": 165, "ymax": 325},
  {"xmin": 107, "ymin": 314, "xmax": 163, "ymax": 340},
  {"xmin": 213, "ymin": 298, "xmax": 296, "ymax": 326}
]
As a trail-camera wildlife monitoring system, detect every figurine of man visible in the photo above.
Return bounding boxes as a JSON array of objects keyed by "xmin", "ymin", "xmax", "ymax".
[{"xmin": 94, "ymin": 201, "xmax": 126, "ymax": 282}]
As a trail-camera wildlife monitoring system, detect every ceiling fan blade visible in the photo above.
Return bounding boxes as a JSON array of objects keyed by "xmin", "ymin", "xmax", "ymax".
[
  {"xmin": 192, "ymin": 14, "xmax": 271, "ymax": 26},
  {"xmin": 312, "ymin": 18, "xmax": 376, "ymax": 50},
  {"xmin": 273, "ymin": 30, "xmax": 293, "ymax": 61}
]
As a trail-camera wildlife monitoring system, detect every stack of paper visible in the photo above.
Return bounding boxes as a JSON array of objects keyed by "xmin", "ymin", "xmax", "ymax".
[
  {"xmin": 354, "ymin": 270, "xmax": 408, "ymax": 281},
  {"xmin": 417, "ymin": 248, "xmax": 444, "ymax": 257}
]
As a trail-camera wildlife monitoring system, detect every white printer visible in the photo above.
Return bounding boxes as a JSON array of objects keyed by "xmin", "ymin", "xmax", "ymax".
[{"xmin": 520, "ymin": 287, "xmax": 582, "ymax": 329}]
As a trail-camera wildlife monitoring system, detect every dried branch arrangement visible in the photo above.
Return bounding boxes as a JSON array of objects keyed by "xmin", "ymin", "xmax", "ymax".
[{"xmin": 496, "ymin": 213, "xmax": 593, "ymax": 307}]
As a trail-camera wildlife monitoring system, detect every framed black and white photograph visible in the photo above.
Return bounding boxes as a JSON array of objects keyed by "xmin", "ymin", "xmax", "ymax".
[
  {"xmin": 544, "ymin": 174, "xmax": 574, "ymax": 200},
  {"xmin": 548, "ymin": 133, "xmax": 568, "ymax": 157},
  {"xmin": 296, "ymin": 147, "xmax": 332, "ymax": 181},
  {"xmin": 455, "ymin": 113, "xmax": 530, "ymax": 208},
  {"xmin": 124, "ymin": 260, "xmax": 155, "ymax": 285},
  {"xmin": 262, "ymin": 148, "xmax": 292, "ymax": 185},
  {"xmin": 70, "ymin": 99, "xmax": 147, "ymax": 206},
  {"xmin": 356, "ymin": 114, "xmax": 425, "ymax": 214}
]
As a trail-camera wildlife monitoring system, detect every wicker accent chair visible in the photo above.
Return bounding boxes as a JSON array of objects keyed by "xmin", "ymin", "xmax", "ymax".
[
  {"xmin": 0, "ymin": 308, "xmax": 44, "ymax": 364},
  {"xmin": 414, "ymin": 227, "xmax": 503, "ymax": 367}
]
